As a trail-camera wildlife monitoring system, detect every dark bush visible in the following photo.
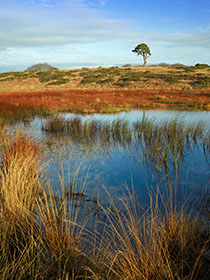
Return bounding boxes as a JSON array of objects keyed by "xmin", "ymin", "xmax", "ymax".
[
  {"xmin": 194, "ymin": 63, "xmax": 210, "ymax": 69},
  {"xmin": 193, "ymin": 76, "xmax": 210, "ymax": 88}
]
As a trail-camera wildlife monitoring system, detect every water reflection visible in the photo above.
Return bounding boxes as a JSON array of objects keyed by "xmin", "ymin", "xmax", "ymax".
[{"xmin": 6, "ymin": 110, "xmax": 210, "ymax": 208}]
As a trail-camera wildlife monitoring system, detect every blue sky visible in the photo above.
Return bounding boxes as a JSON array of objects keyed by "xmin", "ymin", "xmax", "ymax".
[{"xmin": 0, "ymin": 0, "xmax": 210, "ymax": 72}]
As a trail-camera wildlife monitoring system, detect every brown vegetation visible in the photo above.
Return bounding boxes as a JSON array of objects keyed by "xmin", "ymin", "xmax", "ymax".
[
  {"xmin": 0, "ymin": 129, "xmax": 209, "ymax": 279},
  {"xmin": 0, "ymin": 65, "xmax": 210, "ymax": 113}
]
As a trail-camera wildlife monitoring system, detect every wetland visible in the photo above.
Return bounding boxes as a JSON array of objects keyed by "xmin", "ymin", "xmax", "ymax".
[{"xmin": 0, "ymin": 64, "xmax": 210, "ymax": 279}]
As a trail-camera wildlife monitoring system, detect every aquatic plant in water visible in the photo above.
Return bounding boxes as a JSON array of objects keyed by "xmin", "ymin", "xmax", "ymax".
[{"xmin": 42, "ymin": 115, "xmax": 210, "ymax": 174}]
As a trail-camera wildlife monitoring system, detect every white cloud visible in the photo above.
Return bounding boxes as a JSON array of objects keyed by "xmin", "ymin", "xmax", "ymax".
[
  {"xmin": 0, "ymin": 0, "xmax": 132, "ymax": 48},
  {"xmin": 147, "ymin": 29, "xmax": 210, "ymax": 49},
  {"xmin": 0, "ymin": 0, "xmax": 210, "ymax": 71}
]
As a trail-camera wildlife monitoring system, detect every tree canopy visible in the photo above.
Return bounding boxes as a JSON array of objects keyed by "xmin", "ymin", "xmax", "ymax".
[{"xmin": 132, "ymin": 43, "xmax": 151, "ymax": 66}]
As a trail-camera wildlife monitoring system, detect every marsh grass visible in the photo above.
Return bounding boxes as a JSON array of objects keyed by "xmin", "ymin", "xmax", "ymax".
[
  {"xmin": 42, "ymin": 115, "xmax": 209, "ymax": 173},
  {"xmin": 89, "ymin": 186, "xmax": 209, "ymax": 280},
  {"xmin": 0, "ymin": 128, "xmax": 209, "ymax": 279},
  {"xmin": 0, "ymin": 105, "xmax": 51, "ymax": 125},
  {"xmin": 0, "ymin": 128, "xmax": 91, "ymax": 279},
  {"xmin": 0, "ymin": 129, "xmax": 44, "ymax": 279}
]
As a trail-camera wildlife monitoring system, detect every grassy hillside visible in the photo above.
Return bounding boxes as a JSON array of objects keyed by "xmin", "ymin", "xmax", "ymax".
[
  {"xmin": 0, "ymin": 64, "xmax": 210, "ymax": 92},
  {"xmin": 0, "ymin": 64, "xmax": 210, "ymax": 117}
]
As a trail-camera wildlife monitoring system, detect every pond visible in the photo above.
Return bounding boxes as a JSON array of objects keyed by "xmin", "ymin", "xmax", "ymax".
[{"xmin": 9, "ymin": 109, "xmax": 208, "ymax": 212}]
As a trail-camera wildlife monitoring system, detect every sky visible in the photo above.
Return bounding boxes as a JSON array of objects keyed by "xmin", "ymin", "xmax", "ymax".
[{"xmin": 0, "ymin": 0, "xmax": 210, "ymax": 72}]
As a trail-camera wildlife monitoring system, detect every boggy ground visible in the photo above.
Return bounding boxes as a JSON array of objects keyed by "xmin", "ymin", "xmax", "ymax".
[{"xmin": 0, "ymin": 64, "xmax": 210, "ymax": 113}]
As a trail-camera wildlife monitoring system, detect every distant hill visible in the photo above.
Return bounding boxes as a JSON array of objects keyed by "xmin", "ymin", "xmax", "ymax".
[{"xmin": 26, "ymin": 63, "xmax": 57, "ymax": 71}]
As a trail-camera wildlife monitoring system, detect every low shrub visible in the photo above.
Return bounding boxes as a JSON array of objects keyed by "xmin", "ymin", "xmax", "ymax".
[
  {"xmin": 36, "ymin": 70, "xmax": 66, "ymax": 83},
  {"xmin": 193, "ymin": 76, "xmax": 210, "ymax": 88},
  {"xmin": 162, "ymin": 75, "xmax": 179, "ymax": 83},
  {"xmin": 80, "ymin": 75, "xmax": 98, "ymax": 84},
  {"xmin": 194, "ymin": 63, "xmax": 210, "ymax": 69},
  {"xmin": 96, "ymin": 77, "xmax": 115, "ymax": 84},
  {"xmin": 47, "ymin": 78, "xmax": 69, "ymax": 85},
  {"xmin": 114, "ymin": 80, "xmax": 131, "ymax": 87},
  {"xmin": 120, "ymin": 72, "xmax": 143, "ymax": 82}
]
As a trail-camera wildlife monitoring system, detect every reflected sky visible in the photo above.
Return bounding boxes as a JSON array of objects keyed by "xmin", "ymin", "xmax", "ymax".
[{"xmin": 8, "ymin": 109, "xmax": 210, "ymax": 209}]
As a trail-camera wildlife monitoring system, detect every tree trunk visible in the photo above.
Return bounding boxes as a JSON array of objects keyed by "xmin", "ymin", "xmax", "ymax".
[{"xmin": 143, "ymin": 55, "xmax": 147, "ymax": 66}]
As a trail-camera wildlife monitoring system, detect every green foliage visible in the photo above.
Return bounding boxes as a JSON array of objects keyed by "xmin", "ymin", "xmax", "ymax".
[
  {"xmin": 36, "ymin": 70, "xmax": 66, "ymax": 83},
  {"xmin": 181, "ymin": 66, "xmax": 195, "ymax": 72},
  {"xmin": 80, "ymin": 71, "xmax": 110, "ymax": 84},
  {"xmin": 79, "ymin": 71, "xmax": 91, "ymax": 77},
  {"xmin": 194, "ymin": 63, "xmax": 210, "ymax": 69},
  {"xmin": 0, "ymin": 71, "xmax": 31, "ymax": 81},
  {"xmin": 96, "ymin": 77, "xmax": 115, "ymax": 84},
  {"xmin": 144, "ymin": 72, "xmax": 179, "ymax": 83},
  {"xmin": 114, "ymin": 80, "xmax": 131, "ymax": 87},
  {"xmin": 65, "ymin": 70, "xmax": 78, "ymax": 76},
  {"xmin": 132, "ymin": 43, "xmax": 151, "ymax": 66},
  {"xmin": 162, "ymin": 75, "xmax": 179, "ymax": 83},
  {"xmin": 0, "ymin": 77, "xmax": 15, "ymax": 82},
  {"xmin": 0, "ymin": 72, "xmax": 12, "ymax": 78},
  {"xmin": 47, "ymin": 78, "xmax": 69, "ymax": 85},
  {"xmin": 177, "ymin": 64, "xmax": 209, "ymax": 71},
  {"xmin": 120, "ymin": 71, "xmax": 143, "ymax": 82},
  {"xmin": 193, "ymin": 76, "xmax": 210, "ymax": 88},
  {"xmin": 80, "ymin": 75, "xmax": 98, "ymax": 84},
  {"xmin": 109, "ymin": 67, "xmax": 121, "ymax": 75}
]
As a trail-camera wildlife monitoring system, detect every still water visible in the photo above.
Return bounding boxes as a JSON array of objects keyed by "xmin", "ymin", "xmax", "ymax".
[{"xmin": 17, "ymin": 110, "xmax": 210, "ymax": 209}]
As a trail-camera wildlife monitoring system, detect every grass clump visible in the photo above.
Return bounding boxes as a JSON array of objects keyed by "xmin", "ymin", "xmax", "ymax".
[
  {"xmin": 91, "ymin": 187, "xmax": 209, "ymax": 280},
  {"xmin": 0, "ymin": 129, "xmax": 43, "ymax": 279},
  {"xmin": 0, "ymin": 128, "xmax": 90, "ymax": 279},
  {"xmin": 47, "ymin": 78, "xmax": 69, "ymax": 85}
]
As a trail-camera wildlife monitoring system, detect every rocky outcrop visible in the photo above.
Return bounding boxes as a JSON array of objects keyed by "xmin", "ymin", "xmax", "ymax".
[{"xmin": 26, "ymin": 63, "xmax": 57, "ymax": 71}]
